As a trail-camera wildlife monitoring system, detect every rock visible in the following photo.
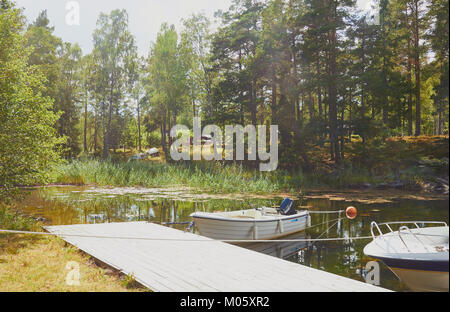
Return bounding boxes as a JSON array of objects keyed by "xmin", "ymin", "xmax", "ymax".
[
  {"xmin": 406, "ymin": 182, "xmax": 422, "ymax": 191},
  {"xmin": 390, "ymin": 181, "xmax": 405, "ymax": 189},
  {"xmin": 420, "ymin": 179, "xmax": 449, "ymax": 194},
  {"xmin": 348, "ymin": 183, "xmax": 372, "ymax": 189},
  {"xmin": 104, "ymin": 268, "xmax": 115, "ymax": 276},
  {"xmin": 34, "ymin": 217, "xmax": 47, "ymax": 222},
  {"xmin": 432, "ymin": 179, "xmax": 449, "ymax": 194},
  {"xmin": 422, "ymin": 182, "xmax": 437, "ymax": 191},
  {"xmin": 434, "ymin": 186, "xmax": 444, "ymax": 193},
  {"xmin": 376, "ymin": 183, "xmax": 389, "ymax": 190}
]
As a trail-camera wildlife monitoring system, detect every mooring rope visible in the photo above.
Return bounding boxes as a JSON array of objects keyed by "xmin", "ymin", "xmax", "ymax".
[
  {"xmin": 308, "ymin": 210, "xmax": 345, "ymax": 214},
  {"xmin": 0, "ymin": 228, "xmax": 375, "ymax": 242},
  {"xmin": 1, "ymin": 211, "xmax": 447, "ymax": 243},
  {"xmin": 313, "ymin": 220, "xmax": 340, "ymax": 242},
  {"xmin": 2, "ymin": 227, "xmax": 446, "ymax": 243},
  {"xmin": 309, "ymin": 216, "xmax": 342, "ymax": 229},
  {"xmin": 161, "ymin": 221, "xmax": 192, "ymax": 226}
]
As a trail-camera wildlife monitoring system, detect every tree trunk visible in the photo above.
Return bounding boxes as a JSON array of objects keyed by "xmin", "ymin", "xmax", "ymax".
[
  {"xmin": 161, "ymin": 110, "xmax": 168, "ymax": 160},
  {"xmin": 308, "ymin": 90, "xmax": 314, "ymax": 121},
  {"xmin": 137, "ymin": 97, "xmax": 142, "ymax": 152},
  {"xmin": 328, "ymin": 1, "xmax": 340, "ymax": 163},
  {"xmin": 361, "ymin": 25, "xmax": 366, "ymax": 118},
  {"xmin": 437, "ymin": 62, "xmax": 443, "ymax": 135},
  {"xmin": 103, "ymin": 76, "xmax": 115, "ymax": 159},
  {"xmin": 94, "ymin": 112, "xmax": 98, "ymax": 153},
  {"xmin": 271, "ymin": 82, "xmax": 277, "ymax": 123},
  {"xmin": 83, "ymin": 90, "xmax": 88, "ymax": 153},
  {"xmin": 317, "ymin": 58, "xmax": 323, "ymax": 118},
  {"xmin": 413, "ymin": 0, "xmax": 421, "ymax": 136},
  {"xmin": 250, "ymin": 79, "xmax": 257, "ymax": 126},
  {"xmin": 103, "ymin": 100, "xmax": 113, "ymax": 159},
  {"xmin": 381, "ymin": 1, "xmax": 388, "ymax": 125},
  {"xmin": 406, "ymin": 4, "xmax": 413, "ymax": 136},
  {"xmin": 340, "ymin": 96, "xmax": 345, "ymax": 160}
]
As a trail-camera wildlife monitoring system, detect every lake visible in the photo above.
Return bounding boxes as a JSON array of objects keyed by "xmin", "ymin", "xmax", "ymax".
[{"xmin": 15, "ymin": 186, "xmax": 449, "ymax": 292}]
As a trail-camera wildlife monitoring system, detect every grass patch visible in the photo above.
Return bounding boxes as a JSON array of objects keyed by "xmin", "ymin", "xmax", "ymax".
[
  {"xmin": 0, "ymin": 205, "xmax": 147, "ymax": 292},
  {"xmin": 0, "ymin": 235, "xmax": 147, "ymax": 292}
]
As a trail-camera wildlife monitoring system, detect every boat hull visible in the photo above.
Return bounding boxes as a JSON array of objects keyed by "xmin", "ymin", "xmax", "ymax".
[
  {"xmin": 192, "ymin": 212, "xmax": 310, "ymax": 241},
  {"xmin": 370, "ymin": 254, "xmax": 449, "ymax": 292},
  {"xmin": 389, "ymin": 267, "xmax": 449, "ymax": 292}
]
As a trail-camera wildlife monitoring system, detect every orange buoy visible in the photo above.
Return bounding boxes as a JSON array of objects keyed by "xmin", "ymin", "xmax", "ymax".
[{"xmin": 346, "ymin": 206, "xmax": 357, "ymax": 220}]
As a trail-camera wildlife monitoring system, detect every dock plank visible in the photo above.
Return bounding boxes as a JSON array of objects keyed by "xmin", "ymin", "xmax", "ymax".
[{"xmin": 44, "ymin": 222, "xmax": 390, "ymax": 292}]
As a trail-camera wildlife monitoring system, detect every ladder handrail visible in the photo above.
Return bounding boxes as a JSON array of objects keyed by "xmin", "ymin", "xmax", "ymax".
[
  {"xmin": 370, "ymin": 221, "xmax": 385, "ymax": 240},
  {"xmin": 378, "ymin": 221, "xmax": 448, "ymax": 227},
  {"xmin": 370, "ymin": 221, "xmax": 448, "ymax": 239},
  {"xmin": 371, "ymin": 221, "xmax": 447, "ymax": 252}
]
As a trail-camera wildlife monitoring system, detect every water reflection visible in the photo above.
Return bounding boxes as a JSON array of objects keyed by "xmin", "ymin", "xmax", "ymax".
[
  {"xmin": 16, "ymin": 186, "xmax": 449, "ymax": 292},
  {"xmin": 235, "ymin": 232, "xmax": 310, "ymax": 259}
]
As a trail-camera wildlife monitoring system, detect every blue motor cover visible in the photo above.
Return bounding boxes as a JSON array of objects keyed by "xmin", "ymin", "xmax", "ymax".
[{"xmin": 279, "ymin": 198, "xmax": 296, "ymax": 216}]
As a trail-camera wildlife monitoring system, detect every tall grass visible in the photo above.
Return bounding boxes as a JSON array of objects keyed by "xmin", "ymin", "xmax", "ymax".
[
  {"xmin": 49, "ymin": 149, "xmax": 443, "ymax": 193},
  {"xmin": 50, "ymin": 160, "xmax": 306, "ymax": 194}
]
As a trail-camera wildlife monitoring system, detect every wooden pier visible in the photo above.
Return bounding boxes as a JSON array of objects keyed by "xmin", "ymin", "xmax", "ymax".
[{"xmin": 44, "ymin": 222, "xmax": 389, "ymax": 292}]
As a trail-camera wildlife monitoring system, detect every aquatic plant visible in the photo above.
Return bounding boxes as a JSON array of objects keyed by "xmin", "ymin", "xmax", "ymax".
[{"xmin": 49, "ymin": 160, "xmax": 302, "ymax": 194}]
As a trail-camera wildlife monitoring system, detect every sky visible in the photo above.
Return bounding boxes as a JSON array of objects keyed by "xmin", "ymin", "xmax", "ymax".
[{"xmin": 14, "ymin": 0, "xmax": 375, "ymax": 56}]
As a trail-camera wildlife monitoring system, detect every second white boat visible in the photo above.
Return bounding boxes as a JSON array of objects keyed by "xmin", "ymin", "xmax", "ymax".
[{"xmin": 364, "ymin": 221, "xmax": 449, "ymax": 292}]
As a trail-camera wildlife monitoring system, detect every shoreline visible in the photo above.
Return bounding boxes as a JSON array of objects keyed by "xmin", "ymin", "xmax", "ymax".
[{"xmin": 19, "ymin": 183, "xmax": 450, "ymax": 203}]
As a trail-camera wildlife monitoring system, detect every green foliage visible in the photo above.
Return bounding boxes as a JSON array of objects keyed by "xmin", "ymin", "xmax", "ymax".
[
  {"xmin": 91, "ymin": 9, "xmax": 137, "ymax": 158},
  {"xmin": 0, "ymin": 206, "xmax": 36, "ymax": 231},
  {"xmin": 1, "ymin": 0, "xmax": 449, "ymax": 194},
  {"xmin": 346, "ymin": 136, "xmax": 449, "ymax": 177},
  {"xmin": 147, "ymin": 23, "xmax": 190, "ymax": 156},
  {"xmin": 0, "ymin": 3, "xmax": 63, "ymax": 201}
]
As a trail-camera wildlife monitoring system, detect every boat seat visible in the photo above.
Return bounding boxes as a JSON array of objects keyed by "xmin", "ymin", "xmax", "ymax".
[
  {"xmin": 261, "ymin": 207, "xmax": 278, "ymax": 215},
  {"xmin": 239, "ymin": 210, "xmax": 263, "ymax": 219}
]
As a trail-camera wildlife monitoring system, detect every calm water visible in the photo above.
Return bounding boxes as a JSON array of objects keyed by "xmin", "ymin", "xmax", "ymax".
[{"xmin": 16, "ymin": 186, "xmax": 449, "ymax": 292}]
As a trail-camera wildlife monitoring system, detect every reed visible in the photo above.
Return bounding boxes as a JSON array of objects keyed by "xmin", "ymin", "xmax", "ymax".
[
  {"xmin": 50, "ymin": 160, "xmax": 304, "ymax": 194},
  {"xmin": 49, "ymin": 152, "xmax": 441, "ymax": 193}
]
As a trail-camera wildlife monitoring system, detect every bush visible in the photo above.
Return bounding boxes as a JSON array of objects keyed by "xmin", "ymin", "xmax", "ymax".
[{"xmin": 0, "ymin": 206, "xmax": 36, "ymax": 231}]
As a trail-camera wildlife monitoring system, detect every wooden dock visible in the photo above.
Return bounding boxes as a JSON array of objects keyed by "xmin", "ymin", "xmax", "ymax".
[{"xmin": 44, "ymin": 222, "xmax": 389, "ymax": 292}]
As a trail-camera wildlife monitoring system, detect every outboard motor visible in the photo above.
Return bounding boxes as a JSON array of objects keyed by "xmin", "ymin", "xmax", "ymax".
[{"xmin": 279, "ymin": 198, "xmax": 296, "ymax": 216}]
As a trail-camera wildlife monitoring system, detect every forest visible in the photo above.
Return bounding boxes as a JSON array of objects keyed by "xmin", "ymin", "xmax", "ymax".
[{"xmin": 1, "ymin": 0, "xmax": 449, "ymax": 197}]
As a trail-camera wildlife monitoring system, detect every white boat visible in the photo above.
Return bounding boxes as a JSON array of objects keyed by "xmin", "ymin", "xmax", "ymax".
[
  {"xmin": 190, "ymin": 198, "xmax": 311, "ymax": 241},
  {"xmin": 364, "ymin": 221, "xmax": 449, "ymax": 292}
]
